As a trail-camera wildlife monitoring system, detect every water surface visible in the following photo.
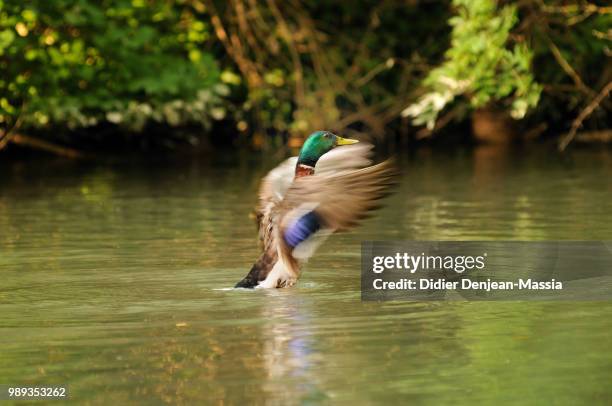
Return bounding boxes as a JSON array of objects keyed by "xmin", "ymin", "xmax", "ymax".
[{"xmin": 1, "ymin": 146, "xmax": 611, "ymax": 404}]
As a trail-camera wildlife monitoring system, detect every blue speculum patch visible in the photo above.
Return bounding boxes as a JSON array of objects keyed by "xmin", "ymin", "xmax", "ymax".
[{"xmin": 284, "ymin": 211, "xmax": 322, "ymax": 248}]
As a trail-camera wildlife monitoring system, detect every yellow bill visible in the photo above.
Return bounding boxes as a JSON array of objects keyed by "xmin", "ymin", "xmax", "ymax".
[{"xmin": 336, "ymin": 136, "xmax": 359, "ymax": 145}]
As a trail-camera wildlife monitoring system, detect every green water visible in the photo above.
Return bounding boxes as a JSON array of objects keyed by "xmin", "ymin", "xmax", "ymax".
[{"xmin": 1, "ymin": 146, "xmax": 611, "ymax": 405}]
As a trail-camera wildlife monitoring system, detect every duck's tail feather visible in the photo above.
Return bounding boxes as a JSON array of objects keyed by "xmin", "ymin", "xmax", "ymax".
[{"xmin": 234, "ymin": 252, "xmax": 276, "ymax": 288}]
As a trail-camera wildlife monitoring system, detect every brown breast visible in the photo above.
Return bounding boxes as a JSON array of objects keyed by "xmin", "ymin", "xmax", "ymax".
[{"xmin": 295, "ymin": 164, "xmax": 315, "ymax": 178}]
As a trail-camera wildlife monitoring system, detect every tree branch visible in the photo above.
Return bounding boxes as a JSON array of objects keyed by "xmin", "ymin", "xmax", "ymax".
[{"xmin": 559, "ymin": 81, "xmax": 612, "ymax": 151}]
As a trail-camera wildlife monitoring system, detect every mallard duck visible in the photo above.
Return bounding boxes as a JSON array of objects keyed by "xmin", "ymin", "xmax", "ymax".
[{"xmin": 235, "ymin": 130, "xmax": 396, "ymax": 288}]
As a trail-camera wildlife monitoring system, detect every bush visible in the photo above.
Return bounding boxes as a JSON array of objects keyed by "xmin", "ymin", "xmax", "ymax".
[
  {"xmin": 403, "ymin": 0, "xmax": 610, "ymax": 139},
  {"xmin": 0, "ymin": 0, "xmax": 228, "ymax": 133},
  {"xmin": 403, "ymin": 0, "xmax": 542, "ymax": 129}
]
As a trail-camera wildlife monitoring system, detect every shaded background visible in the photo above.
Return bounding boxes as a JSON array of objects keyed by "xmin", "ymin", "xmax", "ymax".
[{"xmin": 0, "ymin": 0, "xmax": 610, "ymax": 155}]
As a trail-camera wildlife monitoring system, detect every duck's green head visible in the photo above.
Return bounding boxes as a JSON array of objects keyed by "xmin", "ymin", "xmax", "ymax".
[{"xmin": 297, "ymin": 131, "xmax": 358, "ymax": 167}]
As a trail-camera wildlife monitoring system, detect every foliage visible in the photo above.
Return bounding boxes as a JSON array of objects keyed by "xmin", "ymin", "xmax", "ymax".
[
  {"xmin": 0, "ymin": 0, "xmax": 609, "ymax": 152},
  {"xmin": 204, "ymin": 0, "xmax": 450, "ymax": 139},
  {"xmin": 403, "ymin": 0, "xmax": 542, "ymax": 129},
  {"xmin": 525, "ymin": 1, "xmax": 611, "ymax": 129},
  {"xmin": 0, "ymin": 0, "xmax": 227, "ymax": 132}
]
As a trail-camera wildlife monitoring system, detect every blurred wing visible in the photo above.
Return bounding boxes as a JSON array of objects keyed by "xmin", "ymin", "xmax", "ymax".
[
  {"xmin": 258, "ymin": 156, "xmax": 297, "ymax": 205},
  {"xmin": 258, "ymin": 143, "xmax": 373, "ymax": 205},
  {"xmin": 315, "ymin": 143, "xmax": 373, "ymax": 174},
  {"xmin": 278, "ymin": 159, "xmax": 397, "ymax": 262},
  {"xmin": 256, "ymin": 143, "xmax": 374, "ymax": 228}
]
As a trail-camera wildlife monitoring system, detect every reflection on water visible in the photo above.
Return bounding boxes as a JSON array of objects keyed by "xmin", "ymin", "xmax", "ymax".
[{"xmin": 1, "ymin": 146, "xmax": 611, "ymax": 404}]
